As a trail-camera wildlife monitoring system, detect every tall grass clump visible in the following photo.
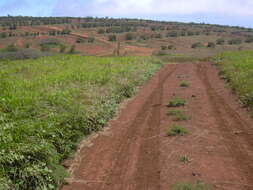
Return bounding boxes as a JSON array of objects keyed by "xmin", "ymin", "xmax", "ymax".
[
  {"xmin": 214, "ymin": 51, "xmax": 253, "ymax": 112},
  {"xmin": 0, "ymin": 55, "xmax": 162, "ymax": 190}
]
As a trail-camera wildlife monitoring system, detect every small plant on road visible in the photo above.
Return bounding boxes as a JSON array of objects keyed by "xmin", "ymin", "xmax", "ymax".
[
  {"xmin": 167, "ymin": 124, "xmax": 188, "ymax": 136},
  {"xmin": 180, "ymin": 155, "xmax": 190, "ymax": 163},
  {"xmin": 172, "ymin": 181, "xmax": 212, "ymax": 190},
  {"xmin": 167, "ymin": 110, "xmax": 189, "ymax": 121},
  {"xmin": 167, "ymin": 98, "xmax": 186, "ymax": 107},
  {"xmin": 180, "ymin": 81, "xmax": 190, "ymax": 87}
]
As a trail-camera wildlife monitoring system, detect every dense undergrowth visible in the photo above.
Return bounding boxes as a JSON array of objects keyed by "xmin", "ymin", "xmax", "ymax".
[
  {"xmin": 0, "ymin": 55, "xmax": 162, "ymax": 190},
  {"xmin": 214, "ymin": 51, "xmax": 253, "ymax": 112}
]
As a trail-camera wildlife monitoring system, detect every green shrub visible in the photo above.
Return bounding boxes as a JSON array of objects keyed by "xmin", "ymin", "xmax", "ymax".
[
  {"xmin": 161, "ymin": 45, "xmax": 167, "ymax": 50},
  {"xmin": 167, "ymin": 124, "xmax": 188, "ymax": 136},
  {"xmin": 125, "ymin": 33, "xmax": 134, "ymax": 40},
  {"xmin": 108, "ymin": 34, "xmax": 116, "ymax": 41},
  {"xmin": 180, "ymin": 81, "xmax": 190, "ymax": 87},
  {"xmin": 228, "ymin": 39, "xmax": 242, "ymax": 45},
  {"xmin": 167, "ymin": 98, "xmax": 186, "ymax": 107},
  {"xmin": 207, "ymin": 42, "xmax": 215, "ymax": 48},
  {"xmin": 216, "ymin": 38, "xmax": 225, "ymax": 45},
  {"xmin": 167, "ymin": 110, "xmax": 189, "ymax": 121},
  {"xmin": 245, "ymin": 37, "xmax": 253, "ymax": 43},
  {"xmin": 191, "ymin": 42, "xmax": 203, "ymax": 48},
  {"xmin": 87, "ymin": 36, "xmax": 95, "ymax": 43}
]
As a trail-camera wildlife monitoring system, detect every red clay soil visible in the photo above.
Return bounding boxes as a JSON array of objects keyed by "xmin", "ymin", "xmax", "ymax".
[{"xmin": 61, "ymin": 62, "xmax": 253, "ymax": 190}]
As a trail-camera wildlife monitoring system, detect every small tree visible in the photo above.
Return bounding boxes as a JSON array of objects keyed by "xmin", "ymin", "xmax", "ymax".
[
  {"xmin": 87, "ymin": 36, "xmax": 95, "ymax": 43},
  {"xmin": 108, "ymin": 34, "xmax": 116, "ymax": 41},
  {"xmin": 191, "ymin": 42, "xmax": 203, "ymax": 48},
  {"xmin": 97, "ymin": 28, "xmax": 105, "ymax": 34},
  {"xmin": 125, "ymin": 33, "xmax": 134, "ymax": 40},
  {"xmin": 207, "ymin": 42, "xmax": 216, "ymax": 48},
  {"xmin": 216, "ymin": 38, "xmax": 225, "ymax": 45},
  {"xmin": 161, "ymin": 45, "xmax": 167, "ymax": 50}
]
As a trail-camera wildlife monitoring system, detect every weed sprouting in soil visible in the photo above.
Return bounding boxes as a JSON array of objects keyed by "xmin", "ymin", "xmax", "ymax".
[
  {"xmin": 179, "ymin": 155, "xmax": 190, "ymax": 163},
  {"xmin": 180, "ymin": 81, "xmax": 190, "ymax": 87},
  {"xmin": 167, "ymin": 110, "xmax": 189, "ymax": 121},
  {"xmin": 167, "ymin": 124, "xmax": 188, "ymax": 136},
  {"xmin": 172, "ymin": 181, "xmax": 212, "ymax": 190},
  {"xmin": 167, "ymin": 98, "xmax": 186, "ymax": 107}
]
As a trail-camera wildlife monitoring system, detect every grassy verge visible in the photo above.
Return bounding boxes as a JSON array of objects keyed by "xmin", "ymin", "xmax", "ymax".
[
  {"xmin": 0, "ymin": 55, "xmax": 162, "ymax": 190},
  {"xmin": 213, "ymin": 51, "xmax": 253, "ymax": 112}
]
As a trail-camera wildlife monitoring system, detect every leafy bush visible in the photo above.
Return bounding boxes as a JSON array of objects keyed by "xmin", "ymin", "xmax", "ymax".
[
  {"xmin": 108, "ymin": 34, "xmax": 117, "ymax": 41},
  {"xmin": 0, "ymin": 55, "xmax": 161, "ymax": 190},
  {"xmin": 228, "ymin": 39, "xmax": 242, "ymax": 45},
  {"xmin": 216, "ymin": 38, "xmax": 225, "ymax": 45},
  {"xmin": 245, "ymin": 37, "xmax": 253, "ymax": 43},
  {"xmin": 87, "ymin": 36, "xmax": 95, "ymax": 43},
  {"xmin": 167, "ymin": 31, "xmax": 178, "ymax": 37},
  {"xmin": 179, "ymin": 81, "xmax": 190, "ymax": 87},
  {"xmin": 191, "ymin": 42, "xmax": 203, "ymax": 48},
  {"xmin": 125, "ymin": 33, "xmax": 134, "ymax": 40},
  {"xmin": 207, "ymin": 42, "xmax": 216, "ymax": 48}
]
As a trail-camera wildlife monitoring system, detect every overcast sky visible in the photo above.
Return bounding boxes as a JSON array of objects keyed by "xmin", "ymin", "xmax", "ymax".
[{"xmin": 0, "ymin": 0, "xmax": 253, "ymax": 28}]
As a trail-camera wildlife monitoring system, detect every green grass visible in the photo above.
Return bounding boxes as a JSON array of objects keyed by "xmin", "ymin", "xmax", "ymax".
[
  {"xmin": 167, "ymin": 124, "xmax": 188, "ymax": 136},
  {"xmin": 167, "ymin": 98, "xmax": 186, "ymax": 107},
  {"xmin": 180, "ymin": 81, "xmax": 190, "ymax": 87},
  {"xmin": 214, "ymin": 51, "xmax": 253, "ymax": 112},
  {"xmin": 172, "ymin": 181, "xmax": 212, "ymax": 190},
  {"xmin": 0, "ymin": 55, "xmax": 162, "ymax": 190},
  {"xmin": 179, "ymin": 155, "xmax": 190, "ymax": 163},
  {"xmin": 167, "ymin": 110, "xmax": 189, "ymax": 121}
]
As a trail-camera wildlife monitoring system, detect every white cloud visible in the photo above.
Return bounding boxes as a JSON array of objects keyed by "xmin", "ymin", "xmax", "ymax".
[{"xmin": 91, "ymin": 0, "xmax": 253, "ymax": 17}]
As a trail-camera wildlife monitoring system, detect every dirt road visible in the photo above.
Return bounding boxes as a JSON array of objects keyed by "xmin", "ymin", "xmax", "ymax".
[{"xmin": 62, "ymin": 62, "xmax": 253, "ymax": 190}]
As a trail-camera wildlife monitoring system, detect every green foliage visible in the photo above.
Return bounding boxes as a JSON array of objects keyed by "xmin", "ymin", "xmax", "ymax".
[
  {"xmin": 125, "ymin": 33, "xmax": 134, "ymax": 40},
  {"xmin": 214, "ymin": 51, "xmax": 253, "ymax": 112},
  {"xmin": 180, "ymin": 81, "xmax": 190, "ymax": 87},
  {"xmin": 216, "ymin": 38, "xmax": 225, "ymax": 45},
  {"xmin": 228, "ymin": 39, "xmax": 242, "ymax": 45},
  {"xmin": 207, "ymin": 42, "xmax": 215, "ymax": 48},
  {"xmin": 167, "ymin": 98, "xmax": 186, "ymax": 107},
  {"xmin": 179, "ymin": 155, "xmax": 190, "ymax": 163},
  {"xmin": 191, "ymin": 42, "xmax": 203, "ymax": 49},
  {"xmin": 87, "ymin": 36, "xmax": 95, "ymax": 43},
  {"xmin": 172, "ymin": 181, "xmax": 212, "ymax": 190},
  {"xmin": 167, "ymin": 124, "xmax": 188, "ymax": 136},
  {"xmin": 0, "ymin": 55, "xmax": 161, "ymax": 190},
  {"xmin": 108, "ymin": 34, "xmax": 117, "ymax": 41},
  {"xmin": 167, "ymin": 110, "xmax": 189, "ymax": 121}
]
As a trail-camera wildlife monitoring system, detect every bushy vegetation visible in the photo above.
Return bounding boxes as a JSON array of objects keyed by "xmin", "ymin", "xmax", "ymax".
[
  {"xmin": 167, "ymin": 98, "xmax": 186, "ymax": 107},
  {"xmin": 167, "ymin": 124, "xmax": 188, "ymax": 136},
  {"xmin": 214, "ymin": 51, "xmax": 253, "ymax": 112},
  {"xmin": 0, "ymin": 55, "xmax": 161, "ymax": 190},
  {"xmin": 191, "ymin": 42, "xmax": 203, "ymax": 48}
]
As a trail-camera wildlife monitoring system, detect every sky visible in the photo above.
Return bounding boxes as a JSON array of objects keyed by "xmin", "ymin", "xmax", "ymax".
[{"xmin": 0, "ymin": 0, "xmax": 253, "ymax": 28}]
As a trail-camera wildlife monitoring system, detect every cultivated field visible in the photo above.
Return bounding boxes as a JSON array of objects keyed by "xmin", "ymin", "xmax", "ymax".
[{"xmin": 1, "ymin": 16, "xmax": 253, "ymax": 190}]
